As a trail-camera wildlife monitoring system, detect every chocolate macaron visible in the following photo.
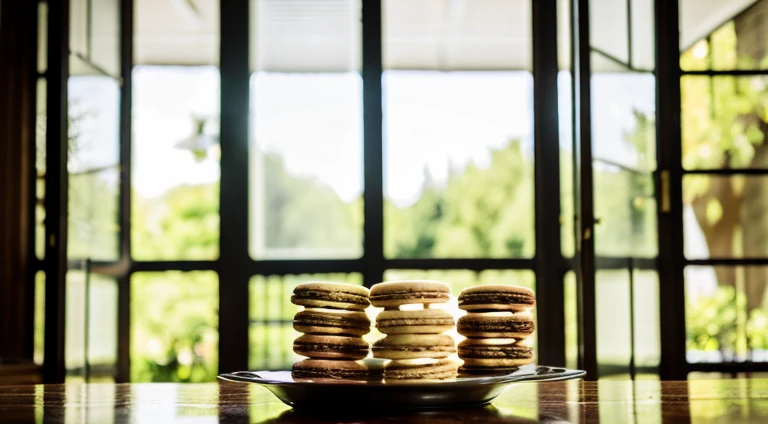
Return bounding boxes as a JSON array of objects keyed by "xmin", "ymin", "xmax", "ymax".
[
  {"xmin": 458, "ymin": 338, "xmax": 533, "ymax": 368},
  {"xmin": 375, "ymin": 309, "xmax": 455, "ymax": 334},
  {"xmin": 458, "ymin": 285, "xmax": 535, "ymax": 312},
  {"xmin": 372, "ymin": 333, "xmax": 456, "ymax": 359},
  {"xmin": 370, "ymin": 280, "xmax": 451, "ymax": 309},
  {"xmin": 457, "ymin": 313, "xmax": 535, "ymax": 339},
  {"xmin": 291, "ymin": 282, "xmax": 370, "ymax": 311},
  {"xmin": 293, "ymin": 309, "xmax": 371, "ymax": 336},
  {"xmin": 293, "ymin": 334, "xmax": 370, "ymax": 360},
  {"xmin": 291, "ymin": 359, "xmax": 369, "ymax": 380}
]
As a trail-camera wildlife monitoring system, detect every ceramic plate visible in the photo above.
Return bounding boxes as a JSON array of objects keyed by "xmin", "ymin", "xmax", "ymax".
[{"xmin": 218, "ymin": 364, "xmax": 585, "ymax": 411}]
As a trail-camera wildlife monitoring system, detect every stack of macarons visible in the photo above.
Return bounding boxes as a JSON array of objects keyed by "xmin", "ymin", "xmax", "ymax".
[
  {"xmin": 290, "ymin": 282, "xmax": 372, "ymax": 380},
  {"xmin": 370, "ymin": 281, "xmax": 458, "ymax": 380},
  {"xmin": 456, "ymin": 285, "xmax": 536, "ymax": 375}
]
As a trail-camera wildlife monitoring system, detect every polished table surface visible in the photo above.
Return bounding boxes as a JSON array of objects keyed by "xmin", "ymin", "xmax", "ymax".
[{"xmin": 1, "ymin": 378, "xmax": 768, "ymax": 423}]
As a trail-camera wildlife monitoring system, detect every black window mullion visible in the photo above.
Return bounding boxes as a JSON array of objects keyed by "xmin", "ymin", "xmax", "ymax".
[
  {"xmin": 683, "ymin": 168, "xmax": 768, "ymax": 175},
  {"xmin": 573, "ymin": 0, "xmax": 598, "ymax": 380},
  {"xmin": 655, "ymin": 0, "xmax": 687, "ymax": 381},
  {"xmin": 682, "ymin": 69, "xmax": 768, "ymax": 76},
  {"xmin": 43, "ymin": 0, "xmax": 70, "ymax": 384},
  {"xmin": 533, "ymin": 0, "xmax": 566, "ymax": 368},
  {"xmin": 219, "ymin": 0, "xmax": 250, "ymax": 374},
  {"xmin": 361, "ymin": 0, "xmax": 384, "ymax": 289},
  {"xmin": 116, "ymin": 0, "xmax": 134, "ymax": 383}
]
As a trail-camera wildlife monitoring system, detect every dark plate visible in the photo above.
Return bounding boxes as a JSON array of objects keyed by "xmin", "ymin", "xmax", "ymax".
[{"xmin": 218, "ymin": 364, "xmax": 585, "ymax": 411}]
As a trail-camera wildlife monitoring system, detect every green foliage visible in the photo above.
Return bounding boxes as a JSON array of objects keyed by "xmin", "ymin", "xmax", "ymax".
[
  {"xmin": 130, "ymin": 271, "xmax": 218, "ymax": 383},
  {"xmin": 686, "ymin": 286, "xmax": 745, "ymax": 353},
  {"xmin": 681, "ymin": 22, "xmax": 768, "ymax": 177},
  {"xmin": 132, "ymin": 184, "xmax": 220, "ymax": 260},
  {"xmin": 385, "ymin": 140, "xmax": 534, "ymax": 258},
  {"xmin": 67, "ymin": 172, "xmax": 119, "ymax": 260},
  {"xmin": 261, "ymin": 154, "xmax": 362, "ymax": 255}
]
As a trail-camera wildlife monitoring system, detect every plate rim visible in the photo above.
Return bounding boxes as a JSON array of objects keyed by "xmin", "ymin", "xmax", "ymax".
[{"xmin": 218, "ymin": 364, "xmax": 585, "ymax": 387}]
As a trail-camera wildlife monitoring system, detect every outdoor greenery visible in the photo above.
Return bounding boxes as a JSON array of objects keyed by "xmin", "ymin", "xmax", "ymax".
[{"xmin": 676, "ymin": 17, "xmax": 768, "ymax": 354}]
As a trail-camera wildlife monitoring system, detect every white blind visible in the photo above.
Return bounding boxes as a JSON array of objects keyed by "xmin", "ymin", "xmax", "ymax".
[{"xmin": 130, "ymin": 0, "xmax": 759, "ymax": 72}]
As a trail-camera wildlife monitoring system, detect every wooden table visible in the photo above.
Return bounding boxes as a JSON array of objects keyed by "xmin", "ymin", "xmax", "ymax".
[{"xmin": 1, "ymin": 379, "xmax": 768, "ymax": 423}]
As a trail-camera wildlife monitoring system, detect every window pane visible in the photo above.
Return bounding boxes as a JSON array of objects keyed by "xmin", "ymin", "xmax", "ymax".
[
  {"xmin": 66, "ymin": 271, "xmax": 118, "ymax": 382},
  {"xmin": 131, "ymin": 271, "xmax": 218, "ymax": 382},
  {"xmin": 684, "ymin": 175, "xmax": 768, "ymax": 259},
  {"xmin": 248, "ymin": 0, "xmax": 363, "ymax": 260},
  {"xmin": 383, "ymin": 0, "xmax": 533, "ymax": 260},
  {"xmin": 383, "ymin": 0, "xmax": 531, "ymax": 70},
  {"xmin": 70, "ymin": 0, "xmax": 119, "ymax": 76},
  {"xmin": 249, "ymin": 273, "xmax": 363, "ymax": 370},
  {"xmin": 589, "ymin": 0, "xmax": 654, "ymax": 71},
  {"xmin": 383, "ymin": 72, "xmax": 534, "ymax": 259},
  {"xmin": 249, "ymin": 74, "xmax": 363, "ymax": 260},
  {"xmin": 596, "ymin": 270, "xmax": 660, "ymax": 379},
  {"xmin": 685, "ymin": 266, "xmax": 768, "ymax": 363},
  {"xmin": 564, "ymin": 271, "xmax": 578, "ymax": 370},
  {"xmin": 135, "ymin": 0, "xmax": 219, "ymax": 66},
  {"xmin": 38, "ymin": 2, "xmax": 47, "ymax": 74},
  {"xmin": 250, "ymin": 0, "xmax": 361, "ymax": 72},
  {"xmin": 68, "ymin": 168, "xmax": 119, "ymax": 260},
  {"xmin": 590, "ymin": 0, "xmax": 629, "ymax": 65},
  {"xmin": 35, "ymin": 271, "xmax": 45, "ymax": 366},
  {"xmin": 131, "ymin": 67, "xmax": 220, "ymax": 260},
  {"xmin": 682, "ymin": 76, "xmax": 768, "ymax": 170},
  {"xmin": 559, "ymin": 71, "xmax": 575, "ymax": 258},
  {"xmin": 681, "ymin": 6, "xmax": 768, "ymax": 72},
  {"xmin": 36, "ymin": 78, "xmax": 46, "ymax": 260},
  {"xmin": 591, "ymin": 73, "xmax": 657, "ymax": 258},
  {"xmin": 68, "ymin": 76, "xmax": 121, "ymax": 260}
]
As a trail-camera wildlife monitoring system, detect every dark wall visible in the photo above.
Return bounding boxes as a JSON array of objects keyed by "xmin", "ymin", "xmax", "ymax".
[{"xmin": 0, "ymin": 0, "xmax": 38, "ymax": 361}]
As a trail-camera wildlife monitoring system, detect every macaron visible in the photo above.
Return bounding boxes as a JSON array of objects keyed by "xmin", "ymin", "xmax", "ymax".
[
  {"xmin": 291, "ymin": 359, "xmax": 369, "ymax": 380},
  {"xmin": 293, "ymin": 334, "xmax": 370, "ymax": 360},
  {"xmin": 458, "ymin": 285, "xmax": 535, "ymax": 312},
  {"xmin": 457, "ymin": 313, "xmax": 535, "ymax": 339},
  {"xmin": 370, "ymin": 280, "xmax": 451, "ymax": 309},
  {"xmin": 372, "ymin": 333, "xmax": 456, "ymax": 359},
  {"xmin": 458, "ymin": 338, "xmax": 534, "ymax": 368},
  {"xmin": 375, "ymin": 309, "xmax": 455, "ymax": 334},
  {"xmin": 384, "ymin": 358, "xmax": 458, "ymax": 380},
  {"xmin": 291, "ymin": 282, "xmax": 370, "ymax": 311},
  {"xmin": 293, "ymin": 309, "xmax": 371, "ymax": 336}
]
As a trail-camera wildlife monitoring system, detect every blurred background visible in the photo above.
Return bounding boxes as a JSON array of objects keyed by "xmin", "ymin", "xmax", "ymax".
[{"xmin": 2, "ymin": 0, "xmax": 768, "ymax": 386}]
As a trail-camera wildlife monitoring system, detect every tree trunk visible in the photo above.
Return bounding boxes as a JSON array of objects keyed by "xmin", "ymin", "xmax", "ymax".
[{"xmin": 691, "ymin": 174, "xmax": 740, "ymax": 287}]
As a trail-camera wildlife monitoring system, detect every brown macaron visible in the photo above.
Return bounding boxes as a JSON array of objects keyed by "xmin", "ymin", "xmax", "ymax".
[
  {"xmin": 293, "ymin": 309, "xmax": 371, "ymax": 336},
  {"xmin": 384, "ymin": 358, "xmax": 459, "ymax": 381},
  {"xmin": 372, "ymin": 333, "xmax": 456, "ymax": 359},
  {"xmin": 291, "ymin": 282, "xmax": 370, "ymax": 311},
  {"xmin": 291, "ymin": 359, "xmax": 369, "ymax": 380},
  {"xmin": 458, "ymin": 338, "xmax": 534, "ymax": 368},
  {"xmin": 457, "ymin": 313, "xmax": 535, "ymax": 339},
  {"xmin": 293, "ymin": 334, "xmax": 370, "ymax": 360},
  {"xmin": 370, "ymin": 280, "xmax": 451, "ymax": 309},
  {"xmin": 458, "ymin": 285, "xmax": 535, "ymax": 312},
  {"xmin": 375, "ymin": 309, "xmax": 455, "ymax": 334}
]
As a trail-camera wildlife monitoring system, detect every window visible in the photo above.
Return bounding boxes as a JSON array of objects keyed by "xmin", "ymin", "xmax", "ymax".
[{"xmin": 678, "ymin": 0, "xmax": 768, "ymax": 375}]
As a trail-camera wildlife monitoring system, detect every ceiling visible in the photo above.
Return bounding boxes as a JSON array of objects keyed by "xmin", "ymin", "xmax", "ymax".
[{"xmin": 73, "ymin": 0, "xmax": 760, "ymax": 74}]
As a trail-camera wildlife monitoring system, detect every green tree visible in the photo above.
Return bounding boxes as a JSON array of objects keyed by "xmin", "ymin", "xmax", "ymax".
[
  {"xmin": 386, "ymin": 140, "xmax": 534, "ymax": 258},
  {"xmin": 260, "ymin": 153, "xmax": 362, "ymax": 254}
]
